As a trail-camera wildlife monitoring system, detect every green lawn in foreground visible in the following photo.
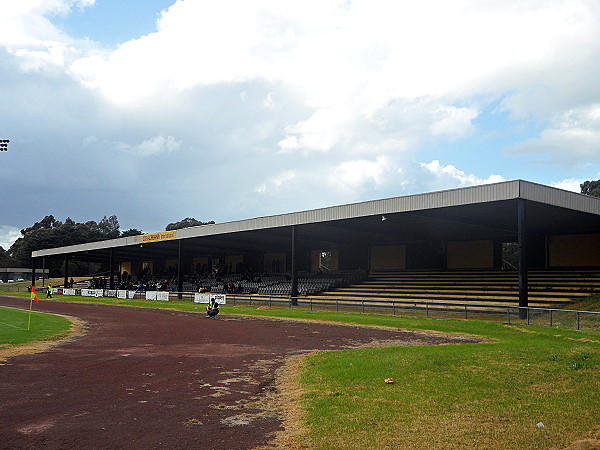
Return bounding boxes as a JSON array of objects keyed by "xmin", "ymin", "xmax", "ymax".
[
  {"xmin": 0, "ymin": 305, "xmax": 73, "ymax": 346},
  {"xmin": 1, "ymin": 293, "xmax": 598, "ymax": 449}
]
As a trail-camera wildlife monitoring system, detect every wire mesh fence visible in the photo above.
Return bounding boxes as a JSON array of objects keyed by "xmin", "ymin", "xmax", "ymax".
[
  {"xmin": 209, "ymin": 293, "xmax": 600, "ymax": 331},
  {"xmin": 1, "ymin": 286, "xmax": 598, "ymax": 332}
]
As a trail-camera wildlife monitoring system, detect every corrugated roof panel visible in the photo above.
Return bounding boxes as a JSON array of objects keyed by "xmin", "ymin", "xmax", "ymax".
[
  {"xmin": 32, "ymin": 180, "xmax": 600, "ymax": 258},
  {"xmin": 520, "ymin": 180, "xmax": 600, "ymax": 215}
]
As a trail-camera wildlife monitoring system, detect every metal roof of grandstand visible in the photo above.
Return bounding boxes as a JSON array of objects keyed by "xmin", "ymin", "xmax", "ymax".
[{"xmin": 31, "ymin": 179, "xmax": 600, "ymax": 262}]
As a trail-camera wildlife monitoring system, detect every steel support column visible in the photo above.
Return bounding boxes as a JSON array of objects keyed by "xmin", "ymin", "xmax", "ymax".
[
  {"xmin": 518, "ymin": 198, "xmax": 528, "ymax": 319},
  {"xmin": 109, "ymin": 249, "xmax": 115, "ymax": 289},
  {"xmin": 177, "ymin": 240, "xmax": 183, "ymax": 300},
  {"xmin": 63, "ymin": 254, "xmax": 69, "ymax": 288},
  {"xmin": 290, "ymin": 225, "xmax": 299, "ymax": 305},
  {"xmin": 32, "ymin": 258, "xmax": 36, "ymax": 288}
]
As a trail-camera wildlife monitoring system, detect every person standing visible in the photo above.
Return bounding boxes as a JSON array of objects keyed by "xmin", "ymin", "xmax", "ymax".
[{"xmin": 46, "ymin": 284, "xmax": 53, "ymax": 298}]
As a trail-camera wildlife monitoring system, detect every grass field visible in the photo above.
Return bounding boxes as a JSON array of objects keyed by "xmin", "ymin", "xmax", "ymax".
[
  {"xmin": 1, "ymin": 291, "xmax": 598, "ymax": 448},
  {"xmin": 0, "ymin": 305, "xmax": 73, "ymax": 347}
]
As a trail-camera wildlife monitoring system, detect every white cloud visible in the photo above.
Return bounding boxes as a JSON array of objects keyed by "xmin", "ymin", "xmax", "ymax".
[
  {"xmin": 6, "ymin": 1, "xmax": 600, "ymax": 158},
  {"xmin": 0, "ymin": 1, "xmax": 96, "ymax": 73},
  {"xmin": 115, "ymin": 134, "xmax": 181, "ymax": 157},
  {"xmin": 333, "ymin": 157, "xmax": 392, "ymax": 191},
  {"xmin": 551, "ymin": 178, "xmax": 583, "ymax": 193},
  {"xmin": 420, "ymin": 160, "xmax": 505, "ymax": 189},
  {"xmin": 262, "ymin": 92, "xmax": 276, "ymax": 108},
  {"xmin": 506, "ymin": 104, "xmax": 600, "ymax": 163},
  {"xmin": 0, "ymin": 226, "xmax": 22, "ymax": 251},
  {"xmin": 1, "ymin": 1, "xmax": 600, "ymax": 233}
]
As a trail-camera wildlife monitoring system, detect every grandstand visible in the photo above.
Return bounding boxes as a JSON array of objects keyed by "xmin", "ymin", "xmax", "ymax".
[{"xmin": 30, "ymin": 180, "xmax": 600, "ymax": 310}]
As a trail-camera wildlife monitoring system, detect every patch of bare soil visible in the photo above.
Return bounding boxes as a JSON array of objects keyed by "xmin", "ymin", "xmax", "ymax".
[{"xmin": 563, "ymin": 427, "xmax": 600, "ymax": 450}]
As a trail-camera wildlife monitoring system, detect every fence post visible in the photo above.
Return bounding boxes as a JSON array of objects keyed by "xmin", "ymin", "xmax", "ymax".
[
  {"xmin": 507, "ymin": 306, "xmax": 511, "ymax": 324},
  {"xmin": 393, "ymin": 301, "xmax": 396, "ymax": 316},
  {"xmin": 465, "ymin": 305, "xmax": 468, "ymax": 319},
  {"xmin": 527, "ymin": 308, "xmax": 530, "ymax": 326},
  {"xmin": 362, "ymin": 299, "xmax": 364, "ymax": 313},
  {"xmin": 310, "ymin": 298, "xmax": 313, "ymax": 311},
  {"xmin": 577, "ymin": 311, "xmax": 580, "ymax": 331},
  {"xmin": 426, "ymin": 303, "xmax": 429, "ymax": 318},
  {"xmin": 549, "ymin": 309, "xmax": 552, "ymax": 327}
]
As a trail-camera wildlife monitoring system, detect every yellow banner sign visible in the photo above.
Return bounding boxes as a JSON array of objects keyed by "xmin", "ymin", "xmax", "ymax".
[{"xmin": 141, "ymin": 230, "xmax": 177, "ymax": 243}]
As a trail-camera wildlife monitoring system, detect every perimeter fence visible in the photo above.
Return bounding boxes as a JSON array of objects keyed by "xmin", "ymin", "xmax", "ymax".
[{"xmin": 1, "ymin": 286, "xmax": 598, "ymax": 332}]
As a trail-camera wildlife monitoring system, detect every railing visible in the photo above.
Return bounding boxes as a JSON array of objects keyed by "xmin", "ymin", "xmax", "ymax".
[
  {"xmin": 221, "ymin": 294, "xmax": 599, "ymax": 332},
  {"xmin": 501, "ymin": 259, "xmax": 518, "ymax": 271},
  {"xmin": 1, "ymin": 286, "xmax": 598, "ymax": 332}
]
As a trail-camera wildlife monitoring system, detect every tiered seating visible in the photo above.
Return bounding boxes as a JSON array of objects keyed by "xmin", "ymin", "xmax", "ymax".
[
  {"xmin": 199, "ymin": 271, "xmax": 367, "ymax": 296},
  {"xmin": 257, "ymin": 273, "xmax": 362, "ymax": 296},
  {"xmin": 312, "ymin": 270, "xmax": 600, "ymax": 308}
]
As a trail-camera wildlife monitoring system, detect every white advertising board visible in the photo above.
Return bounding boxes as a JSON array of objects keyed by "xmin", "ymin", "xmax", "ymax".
[
  {"xmin": 194, "ymin": 293, "xmax": 210, "ymax": 303},
  {"xmin": 146, "ymin": 291, "xmax": 170, "ymax": 301},
  {"xmin": 62, "ymin": 288, "xmax": 76, "ymax": 296},
  {"xmin": 117, "ymin": 290, "xmax": 127, "ymax": 299},
  {"xmin": 193, "ymin": 293, "xmax": 227, "ymax": 304}
]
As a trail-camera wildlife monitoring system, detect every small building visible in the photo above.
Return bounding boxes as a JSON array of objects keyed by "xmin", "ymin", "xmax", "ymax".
[{"xmin": 0, "ymin": 267, "xmax": 50, "ymax": 283}]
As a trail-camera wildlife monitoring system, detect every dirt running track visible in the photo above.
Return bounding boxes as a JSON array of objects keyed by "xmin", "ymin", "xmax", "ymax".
[{"xmin": 0, "ymin": 297, "xmax": 477, "ymax": 449}]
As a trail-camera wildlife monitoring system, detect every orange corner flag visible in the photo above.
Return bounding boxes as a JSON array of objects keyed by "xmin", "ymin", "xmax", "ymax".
[{"xmin": 31, "ymin": 285, "xmax": 38, "ymax": 303}]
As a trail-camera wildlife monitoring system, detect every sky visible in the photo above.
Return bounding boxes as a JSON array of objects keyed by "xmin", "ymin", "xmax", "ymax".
[{"xmin": 1, "ymin": 0, "xmax": 600, "ymax": 250}]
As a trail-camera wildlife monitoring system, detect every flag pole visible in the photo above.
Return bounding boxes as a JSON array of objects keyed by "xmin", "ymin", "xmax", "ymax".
[
  {"xmin": 28, "ymin": 295, "xmax": 33, "ymax": 330},
  {"xmin": 28, "ymin": 285, "xmax": 38, "ymax": 331}
]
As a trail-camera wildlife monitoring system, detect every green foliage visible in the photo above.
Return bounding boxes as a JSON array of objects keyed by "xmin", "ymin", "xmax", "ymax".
[
  {"xmin": 165, "ymin": 217, "xmax": 215, "ymax": 231},
  {"xmin": 98, "ymin": 215, "xmax": 120, "ymax": 238},
  {"xmin": 0, "ymin": 246, "xmax": 13, "ymax": 266},
  {"xmin": 121, "ymin": 228, "xmax": 143, "ymax": 237},
  {"xmin": 5, "ymin": 214, "xmax": 124, "ymax": 275},
  {"xmin": 580, "ymin": 179, "xmax": 600, "ymax": 197}
]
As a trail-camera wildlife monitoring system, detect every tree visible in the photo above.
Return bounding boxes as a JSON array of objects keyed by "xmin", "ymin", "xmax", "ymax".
[
  {"xmin": 165, "ymin": 218, "xmax": 215, "ymax": 231},
  {"xmin": 0, "ymin": 246, "xmax": 14, "ymax": 267},
  {"xmin": 121, "ymin": 228, "xmax": 143, "ymax": 237},
  {"xmin": 98, "ymin": 215, "xmax": 120, "ymax": 239},
  {"xmin": 5, "ymin": 215, "xmax": 127, "ymax": 275},
  {"xmin": 580, "ymin": 180, "xmax": 600, "ymax": 197}
]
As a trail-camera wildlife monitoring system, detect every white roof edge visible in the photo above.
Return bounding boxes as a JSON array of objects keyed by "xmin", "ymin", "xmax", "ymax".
[
  {"xmin": 519, "ymin": 180, "xmax": 600, "ymax": 215},
  {"xmin": 32, "ymin": 180, "xmax": 600, "ymax": 258},
  {"xmin": 32, "ymin": 235, "xmax": 143, "ymax": 258}
]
